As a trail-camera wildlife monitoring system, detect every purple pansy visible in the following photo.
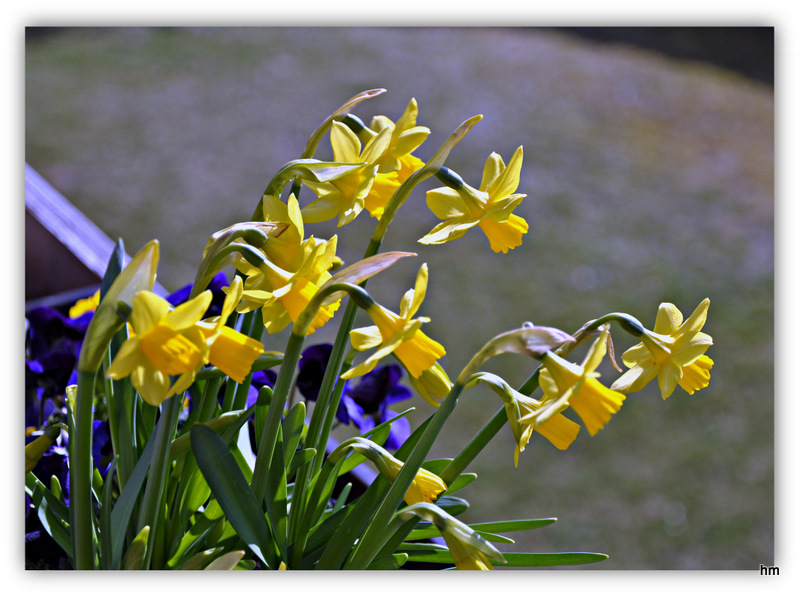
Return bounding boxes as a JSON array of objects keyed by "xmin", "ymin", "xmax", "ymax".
[
  {"xmin": 166, "ymin": 270, "xmax": 229, "ymax": 318},
  {"xmin": 296, "ymin": 344, "xmax": 412, "ymax": 449}
]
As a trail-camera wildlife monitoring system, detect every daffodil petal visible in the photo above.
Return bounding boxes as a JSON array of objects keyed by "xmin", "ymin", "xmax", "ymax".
[
  {"xmin": 425, "ymin": 187, "xmax": 467, "ymax": 220},
  {"xmin": 653, "ymin": 302, "xmax": 683, "ymax": 334},
  {"xmin": 485, "ymin": 146, "xmax": 523, "ymax": 199},
  {"xmin": 131, "ymin": 291, "xmax": 171, "ymax": 334}
]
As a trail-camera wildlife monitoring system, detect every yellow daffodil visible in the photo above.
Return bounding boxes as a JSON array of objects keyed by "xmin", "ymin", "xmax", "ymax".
[
  {"xmin": 398, "ymin": 502, "xmax": 506, "ymax": 570},
  {"xmin": 69, "ymin": 289, "xmax": 100, "ymax": 318},
  {"xmin": 235, "ymin": 236, "xmax": 341, "ymax": 335},
  {"xmin": 196, "ymin": 277, "xmax": 264, "ymax": 383},
  {"xmin": 301, "ymin": 122, "xmax": 391, "ymax": 225},
  {"xmin": 106, "ymin": 290, "xmax": 211, "ymax": 406},
  {"xmin": 341, "ymin": 263, "xmax": 445, "ymax": 380},
  {"xmin": 611, "ymin": 299, "xmax": 714, "ymax": 399},
  {"xmin": 407, "ymin": 361, "xmax": 453, "ymax": 407},
  {"xmin": 533, "ymin": 328, "xmax": 626, "ymax": 436},
  {"xmin": 370, "ymin": 97, "xmax": 429, "ymax": 180},
  {"xmin": 467, "ymin": 372, "xmax": 580, "ymax": 466},
  {"xmin": 419, "ymin": 146, "xmax": 528, "ymax": 253},
  {"xmin": 259, "ymin": 193, "xmax": 307, "ymax": 270},
  {"xmin": 382, "ymin": 456, "xmax": 448, "ymax": 506},
  {"xmin": 332, "ymin": 437, "xmax": 447, "ymax": 506}
]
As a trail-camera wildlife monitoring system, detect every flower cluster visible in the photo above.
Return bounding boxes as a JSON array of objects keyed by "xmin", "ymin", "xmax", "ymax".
[{"xmin": 25, "ymin": 90, "xmax": 713, "ymax": 572}]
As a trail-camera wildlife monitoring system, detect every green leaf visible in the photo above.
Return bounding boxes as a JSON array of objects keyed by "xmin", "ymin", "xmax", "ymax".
[
  {"xmin": 442, "ymin": 472, "xmax": 477, "ymax": 496},
  {"xmin": 178, "ymin": 547, "xmax": 224, "ymax": 570},
  {"xmin": 25, "ymin": 474, "xmax": 72, "ymax": 560},
  {"xmin": 402, "ymin": 548, "xmax": 606, "ymax": 568},
  {"xmin": 179, "ymin": 466, "xmax": 212, "ymax": 517},
  {"xmin": 366, "ymin": 553, "xmax": 409, "ymax": 570},
  {"xmin": 433, "ymin": 495, "xmax": 469, "ymax": 516},
  {"xmin": 99, "ymin": 459, "xmax": 118, "ymax": 568},
  {"xmin": 121, "ymin": 526, "xmax": 150, "ymax": 570},
  {"xmin": 288, "ymin": 448, "xmax": 317, "ymax": 474},
  {"xmin": 110, "ymin": 425, "xmax": 156, "ymax": 569},
  {"xmin": 164, "ymin": 500, "xmax": 225, "ymax": 569},
  {"xmin": 100, "ymin": 238, "xmax": 125, "ymax": 298},
  {"xmin": 498, "ymin": 552, "xmax": 609, "ymax": 567},
  {"xmin": 190, "ymin": 423, "xmax": 276, "ymax": 568},
  {"xmin": 79, "ymin": 240, "xmax": 158, "ymax": 372},
  {"xmin": 469, "ymin": 518, "xmax": 558, "ymax": 534},
  {"xmin": 265, "ymin": 425, "xmax": 289, "ymax": 561},
  {"xmin": 282, "ymin": 402, "xmax": 306, "ymax": 469},
  {"xmin": 203, "ymin": 550, "xmax": 246, "ymax": 570}
]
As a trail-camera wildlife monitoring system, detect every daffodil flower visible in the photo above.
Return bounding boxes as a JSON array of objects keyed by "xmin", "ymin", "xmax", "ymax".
[
  {"xmin": 382, "ymin": 455, "xmax": 448, "ymax": 506},
  {"xmin": 610, "ymin": 299, "xmax": 714, "ymax": 399},
  {"xmin": 195, "ymin": 276, "xmax": 264, "ymax": 383},
  {"xmin": 259, "ymin": 193, "xmax": 307, "ymax": 270},
  {"xmin": 419, "ymin": 146, "xmax": 528, "ymax": 253},
  {"xmin": 106, "ymin": 290, "xmax": 212, "ymax": 406},
  {"xmin": 467, "ymin": 372, "xmax": 580, "ymax": 466},
  {"xmin": 398, "ymin": 502, "xmax": 507, "ymax": 570},
  {"xmin": 532, "ymin": 328, "xmax": 626, "ymax": 436},
  {"xmin": 407, "ymin": 361, "xmax": 453, "ymax": 407},
  {"xmin": 331, "ymin": 437, "xmax": 447, "ymax": 506},
  {"xmin": 370, "ymin": 97, "xmax": 430, "ymax": 179},
  {"xmin": 341, "ymin": 263, "xmax": 446, "ymax": 381},
  {"xmin": 301, "ymin": 122, "xmax": 391, "ymax": 225},
  {"xmin": 234, "ymin": 228, "xmax": 341, "ymax": 335}
]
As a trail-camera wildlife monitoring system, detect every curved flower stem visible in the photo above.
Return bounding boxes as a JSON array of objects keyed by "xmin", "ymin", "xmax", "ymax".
[{"xmin": 69, "ymin": 370, "xmax": 98, "ymax": 569}]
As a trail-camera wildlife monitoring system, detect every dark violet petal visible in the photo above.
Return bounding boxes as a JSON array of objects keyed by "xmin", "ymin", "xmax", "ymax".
[
  {"xmin": 92, "ymin": 420, "xmax": 113, "ymax": 477},
  {"xmin": 296, "ymin": 343, "xmax": 333, "ymax": 401},
  {"xmin": 251, "ymin": 369, "xmax": 277, "ymax": 390},
  {"xmin": 383, "ymin": 416, "xmax": 411, "ymax": 451},
  {"xmin": 348, "ymin": 364, "xmax": 408, "ymax": 413},
  {"xmin": 167, "ymin": 270, "xmax": 228, "ymax": 317},
  {"xmin": 337, "ymin": 394, "xmax": 361, "ymax": 425},
  {"xmin": 166, "ymin": 283, "xmax": 192, "ymax": 307}
]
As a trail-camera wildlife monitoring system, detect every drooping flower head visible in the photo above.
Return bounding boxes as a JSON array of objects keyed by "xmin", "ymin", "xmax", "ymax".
[
  {"xmin": 332, "ymin": 438, "xmax": 447, "ymax": 506},
  {"xmin": 342, "ymin": 263, "xmax": 446, "ymax": 382},
  {"xmin": 106, "ymin": 290, "xmax": 211, "ymax": 406},
  {"xmin": 466, "ymin": 372, "xmax": 580, "ymax": 466},
  {"xmin": 419, "ymin": 146, "xmax": 528, "ymax": 253},
  {"xmin": 611, "ymin": 299, "xmax": 713, "ymax": 399},
  {"xmin": 533, "ymin": 328, "xmax": 626, "ymax": 436},
  {"xmin": 398, "ymin": 502, "xmax": 507, "ymax": 570}
]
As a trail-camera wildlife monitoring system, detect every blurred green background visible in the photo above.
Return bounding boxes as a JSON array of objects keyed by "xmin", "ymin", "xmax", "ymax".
[{"xmin": 25, "ymin": 27, "xmax": 773, "ymax": 570}]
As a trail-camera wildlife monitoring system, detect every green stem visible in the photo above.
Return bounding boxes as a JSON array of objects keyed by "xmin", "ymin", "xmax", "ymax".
[
  {"xmin": 136, "ymin": 393, "xmax": 182, "ymax": 569},
  {"xmin": 345, "ymin": 381, "xmax": 465, "ymax": 569},
  {"xmin": 69, "ymin": 370, "xmax": 98, "ymax": 569},
  {"xmin": 250, "ymin": 330, "xmax": 306, "ymax": 504}
]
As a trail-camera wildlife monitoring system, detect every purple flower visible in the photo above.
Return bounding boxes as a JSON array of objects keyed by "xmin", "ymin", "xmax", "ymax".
[
  {"xmin": 296, "ymin": 344, "xmax": 412, "ymax": 449},
  {"xmin": 296, "ymin": 344, "xmax": 337, "ymax": 402},
  {"xmin": 341, "ymin": 365, "xmax": 412, "ymax": 449},
  {"xmin": 92, "ymin": 420, "xmax": 114, "ymax": 477},
  {"xmin": 167, "ymin": 270, "xmax": 229, "ymax": 318}
]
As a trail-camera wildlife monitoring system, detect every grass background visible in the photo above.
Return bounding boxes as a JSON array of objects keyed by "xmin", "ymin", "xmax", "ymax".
[{"xmin": 25, "ymin": 27, "xmax": 773, "ymax": 570}]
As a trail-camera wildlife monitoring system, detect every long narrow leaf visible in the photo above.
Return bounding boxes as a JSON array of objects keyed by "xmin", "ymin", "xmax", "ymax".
[
  {"xmin": 110, "ymin": 421, "xmax": 156, "ymax": 569},
  {"xmin": 164, "ymin": 500, "xmax": 224, "ymax": 569},
  {"xmin": 190, "ymin": 424, "xmax": 276, "ymax": 568}
]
